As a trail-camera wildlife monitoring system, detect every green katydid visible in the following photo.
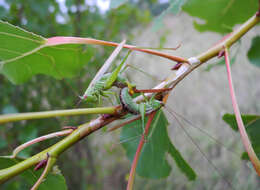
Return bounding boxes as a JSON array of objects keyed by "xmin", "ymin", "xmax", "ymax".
[
  {"xmin": 79, "ymin": 49, "xmax": 135, "ymax": 105},
  {"xmin": 70, "ymin": 42, "xmax": 241, "ymax": 188},
  {"xmin": 115, "ymin": 86, "xmax": 240, "ymax": 189},
  {"xmin": 119, "ymin": 86, "xmax": 172, "ymax": 137},
  {"xmin": 78, "ymin": 41, "xmax": 181, "ymax": 105}
]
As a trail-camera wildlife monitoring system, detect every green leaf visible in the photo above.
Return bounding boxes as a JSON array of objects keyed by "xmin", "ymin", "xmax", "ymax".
[
  {"xmin": 241, "ymin": 152, "xmax": 249, "ymax": 160},
  {"xmin": 222, "ymin": 113, "xmax": 260, "ymax": 131},
  {"xmin": 182, "ymin": 0, "xmax": 258, "ymax": 34},
  {"xmin": 223, "ymin": 114, "xmax": 260, "ymax": 160},
  {"xmin": 0, "ymin": 157, "xmax": 68, "ymax": 190},
  {"xmin": 110, "ymin": 0, "xmax": 129, "ymax": 9},
  {"xmin": 120, "ymin": 110, "xmax": 196, "ymax": 180},
  {"xmin": 247, "ymin": 36, "xmax": 260, "ymax": 67},
  {"xmin": 153, "ymin": 0, "xmax": 187, "ymax": 31},
  {"xmin": 39, "ymin": 166, "xmax": 68, "ymax": 190},
  {"xmin": 167, "ymin": 141, "xmax": 196, "ymax": 181},
  {"xmin": 244, "ymin": 118, "xmax": 260, "ymax": 159},
  {"xmin": 0, "ymin": 20, "xmax": 94, "ymax": 84}
]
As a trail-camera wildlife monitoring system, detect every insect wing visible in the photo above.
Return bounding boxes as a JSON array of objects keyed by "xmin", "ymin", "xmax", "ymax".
[{"xmin": 82, "ymin": 40, "xmax": 126, "ymax": 98}]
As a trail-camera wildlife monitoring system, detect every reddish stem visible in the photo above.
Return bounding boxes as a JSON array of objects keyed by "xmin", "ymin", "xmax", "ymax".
[
  {"xmin": 46, "ymin": 37, "xmax": 187, "ymax": 63},
  {"xmin": 224, "ymin": 48, "xmax": 260, "ymax": 176},
  {"xmin": 133, "ymin": 87, "xmax": 172, "ymax": 93},
  {"xmin": 127, "ymin": 111, "xmax": 157, "ymax": 190},
  {"xmin": 12, "ymin": 129, "xmax": 73, "ymax": 158}
]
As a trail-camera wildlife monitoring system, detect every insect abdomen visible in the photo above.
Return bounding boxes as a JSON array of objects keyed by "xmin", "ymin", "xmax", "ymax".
[{"xmin": 120, "ymin": 87, "xmax": 139, "ymax": 114}]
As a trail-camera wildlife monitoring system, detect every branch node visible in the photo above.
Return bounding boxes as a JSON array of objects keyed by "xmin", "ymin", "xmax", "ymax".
[
  {"xmin": 187, "ymin": 57, "xmax": 200, "ymax": 65},
  {"xmin": 256, "ymin": 10, "xmax": 260, "ymax": 17},
  {"xmin": 171, "ymin": 62, "xmax": 183, "ymax": 70},
  {"xmin": 218, "ymin": 50, "xmax": 225, "ymax": 58},
  {"xmin": 34, "ymin": 153, "xmax": 49, "ymax": 171}
]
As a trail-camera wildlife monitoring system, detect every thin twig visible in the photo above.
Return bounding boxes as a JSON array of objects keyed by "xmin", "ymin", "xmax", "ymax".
[
  {"xmin": 224, "ymin": 47, "xmax": 260, "ymax": 176},
  {"xmin": 127, "ymin": 111, "xmax": 156, "ymax": 190},
  {"xmin": 0, "ymin": 13, "xmax": 259, "ymax": 184},
  {"xmin": 11, "ymin": 129, "xmax": 73, "ymax": 158},
  {"xmin": 46, "ymin": 37, "xmax": 188, "ymax": 63},
  {"xmin": 31, "ymin": 153, "xmax": 56, "ymax": 190}
]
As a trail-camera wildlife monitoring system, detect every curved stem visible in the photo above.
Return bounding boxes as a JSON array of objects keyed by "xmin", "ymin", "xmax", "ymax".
[
  {"xmin": 11, "ymin": 129, "xmax": 73, "ymax": 158},
  {"xmin": 0, "ymin": 12, "xmax": 259, "ymax": 185},
  {"xmin": 31, "ymin": 154, "xmax": 56, "ymax": 190},
  {"xmin": 0, "ymin": 115, "xmax": 116, "ymax": 184},
  {"xmin": 224, "ymin": 48, "xmax": 260, "ymax": 176},
  {"xmin": 46, "ymin": 37, "xmax": 187, "ymax": 63},
  {"xmin": 127, "ymin": 112, "xmax": 156, "ymax": 190}
]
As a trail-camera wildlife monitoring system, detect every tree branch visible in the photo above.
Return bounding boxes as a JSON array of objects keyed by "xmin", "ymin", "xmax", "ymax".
[
  {"xmin": 0, "ymin": 12, "xmax": 259, "ymax": 185},
  {"xmin": 0, "ymin": 107, "xmax": 116, "ymax": 124}
]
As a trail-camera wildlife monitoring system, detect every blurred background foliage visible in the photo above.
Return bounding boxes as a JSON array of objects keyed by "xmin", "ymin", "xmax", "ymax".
[
  {"xmin": 0, "ymin": 0, "xmax": 260, "ymax": 189},
  {"xmin": 0, "ymin": 0, "xmax": 161, "ymax": 189}
]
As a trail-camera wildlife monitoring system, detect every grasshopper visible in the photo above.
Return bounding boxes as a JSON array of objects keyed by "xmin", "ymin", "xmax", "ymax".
[{"xmin": 79, "ymin": 50, "xmax": 135, "ymax": 104}]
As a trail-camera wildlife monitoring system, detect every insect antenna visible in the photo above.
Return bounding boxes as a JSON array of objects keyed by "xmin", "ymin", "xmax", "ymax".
[
  {"xmin": 165, "ymin": 106, "xmax": 242, "ymax": 158},
  {"xmin": 116, "ymin": 134, "xmax": 142, "ymax": 145},
  {"xmin": 94, "ymin": 127, "xmax": 142, "ymax": 151},
  {"xmin": 122, "ymin": 64, "xmax": 162, "ymax": 82},
  {"xmin": 164, "ymin": 106, "xmax": 235, "ymax": 190}
]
